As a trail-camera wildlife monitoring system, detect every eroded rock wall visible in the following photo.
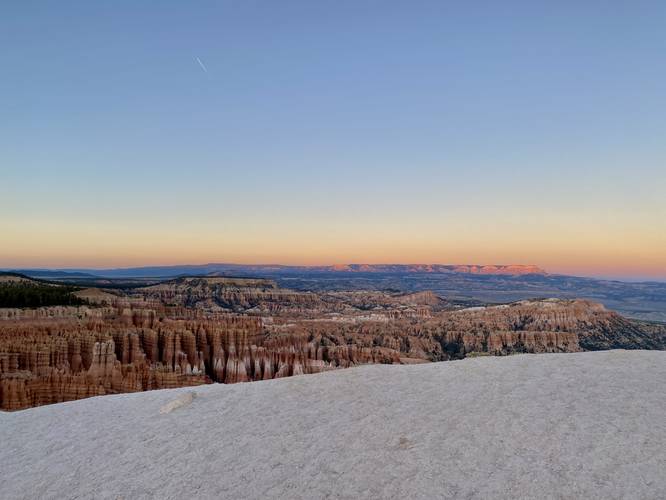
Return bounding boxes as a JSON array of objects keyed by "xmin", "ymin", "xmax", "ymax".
[{"xmin": 2, "ymin": 284, "xmax": 662, "ymax": 410}]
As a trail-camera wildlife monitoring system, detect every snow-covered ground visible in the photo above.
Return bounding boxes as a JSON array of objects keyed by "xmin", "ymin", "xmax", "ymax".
[{"xmin": 1, "ymin": 351, "xmax": 665, "ymax": 500}]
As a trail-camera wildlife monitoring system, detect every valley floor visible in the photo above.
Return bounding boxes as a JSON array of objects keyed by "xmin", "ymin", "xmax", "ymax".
[{"xmin": 1, "ymin": 351, "xmax": 665, "ymax": 499}]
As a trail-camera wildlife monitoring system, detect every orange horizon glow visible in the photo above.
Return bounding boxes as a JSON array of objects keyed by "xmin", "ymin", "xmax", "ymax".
[
  {"xmin": 2, "ymin": 157, "xmax": 665, "ymax": 281},
  {"xmin": 2, "ymin": 221, "xmax": 664, "ymax": 279},
  {"xmin": 2, "ymin": 215, "xmax": 665, "ymax": 280}
]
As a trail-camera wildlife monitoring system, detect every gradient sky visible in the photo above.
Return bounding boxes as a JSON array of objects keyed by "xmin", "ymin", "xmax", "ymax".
[{"xmin": 1, "ymin": 1, "xmax": 665, "ymax": 280}]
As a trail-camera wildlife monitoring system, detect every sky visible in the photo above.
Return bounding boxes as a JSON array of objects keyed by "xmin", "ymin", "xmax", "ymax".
[{"xmin": 1, "ymin": 1, "xmax": 665, "ymax": 280}]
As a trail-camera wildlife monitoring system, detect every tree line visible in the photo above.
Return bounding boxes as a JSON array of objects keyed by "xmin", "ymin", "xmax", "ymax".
[{"xmin": 0, "ymin": 282, "xmax": 87, "ymax": 308}]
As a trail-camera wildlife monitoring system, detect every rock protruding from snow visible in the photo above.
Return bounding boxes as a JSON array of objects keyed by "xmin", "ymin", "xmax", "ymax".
[{"xmin": 159, "ymin": 391, "xmax": 196, "ymax": 414}]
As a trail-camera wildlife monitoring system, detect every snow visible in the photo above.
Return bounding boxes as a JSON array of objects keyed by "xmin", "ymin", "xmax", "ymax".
[{"xmin": 1, "ymin": 350, "xmax": 665, "ymax": 500}]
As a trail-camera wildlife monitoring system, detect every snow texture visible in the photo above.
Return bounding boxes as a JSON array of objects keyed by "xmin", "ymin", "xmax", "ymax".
[{"xmin": 1, "ymin": 350, "xmax": 665, "ymax": 499}]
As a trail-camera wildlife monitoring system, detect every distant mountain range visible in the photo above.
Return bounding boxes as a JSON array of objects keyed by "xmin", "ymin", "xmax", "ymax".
[{"xmin": 4, "ymin": 263, "xmax": 547, "ymax": 279}]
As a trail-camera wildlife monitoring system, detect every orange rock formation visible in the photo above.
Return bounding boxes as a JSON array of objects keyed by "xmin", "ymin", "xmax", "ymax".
[{"xmin": 2, "ymin": 278, "xmax": 663, "ymax": 410}]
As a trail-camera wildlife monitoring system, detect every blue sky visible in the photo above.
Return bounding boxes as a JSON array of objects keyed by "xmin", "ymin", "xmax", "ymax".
[{"xmin": 1, "ymin": 1, "xmax": 665, "ymax": 279}]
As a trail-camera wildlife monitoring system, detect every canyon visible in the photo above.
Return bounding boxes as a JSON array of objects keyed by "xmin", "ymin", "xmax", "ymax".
[
  {"xmin": 1, "ymin": 275, "xmax": 664, "ymax": 410},
  {"xmin": 16, "ymin": 263, "xmax": 666, "ymax": 322}
]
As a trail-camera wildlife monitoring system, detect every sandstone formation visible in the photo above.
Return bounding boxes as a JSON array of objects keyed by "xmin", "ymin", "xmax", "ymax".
[
  {"xmin": 0, "ymin": 305, "xmax": 403, "ymax": 410},
  {"xmin": 72, "ymin": 287, "xmax": 122, "ymax": 304},
  {"xmin": 2, "ymin": 277, "xmax": 664, "ymax": 410},
  {"xmin": 137, "ymin": 277, "xmax": 322, "ymax": 314}
]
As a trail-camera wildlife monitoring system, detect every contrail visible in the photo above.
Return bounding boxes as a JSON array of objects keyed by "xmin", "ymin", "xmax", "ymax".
[{"xmin": 195, "ymin": 56, "xmax": 208, "ymax": 73}]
